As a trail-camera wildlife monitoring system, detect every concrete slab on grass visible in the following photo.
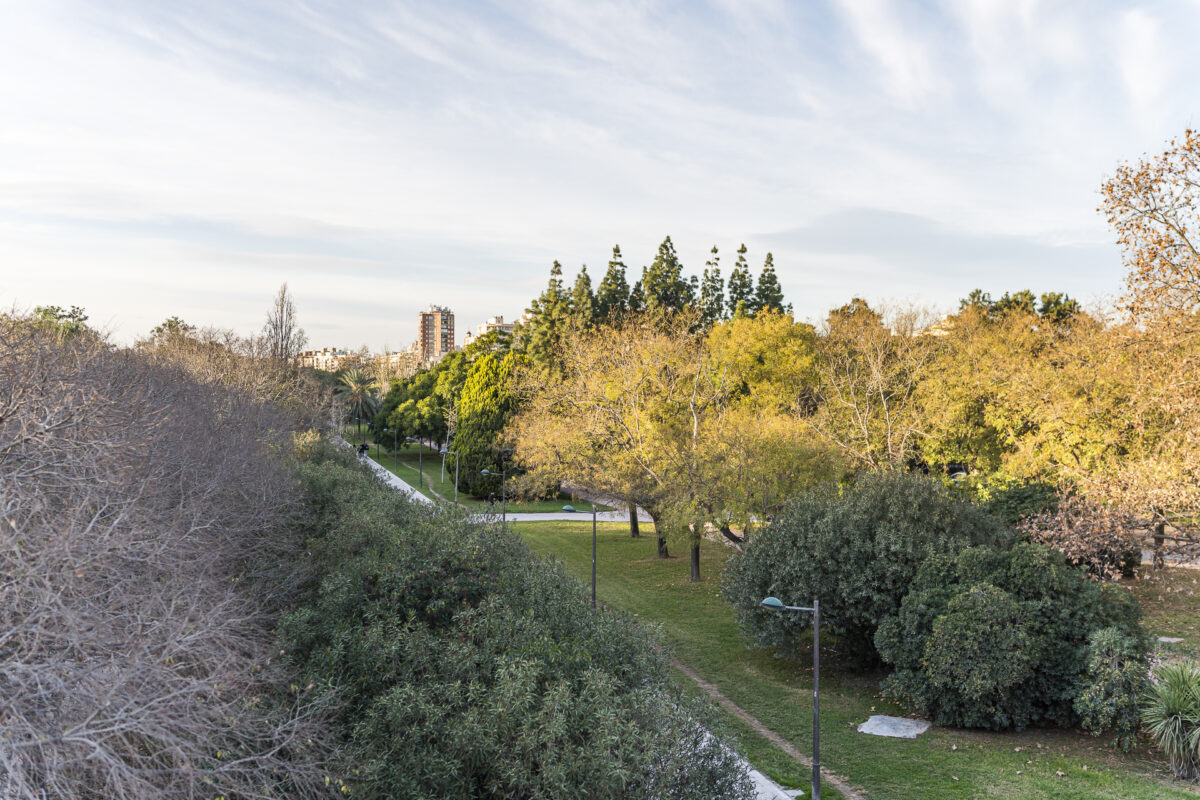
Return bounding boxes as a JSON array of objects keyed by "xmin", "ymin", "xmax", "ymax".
[
  {"xmin": 1158, "ymin": 636, "xmax": 1184, "ymax": 644},
  {"xmin": 857, "ymin": 715, "xmax": 931, "ymax": 739}
]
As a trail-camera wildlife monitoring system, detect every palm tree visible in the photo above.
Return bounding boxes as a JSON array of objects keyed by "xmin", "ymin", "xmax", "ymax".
[{"xmin": 337, "ymin": 368, "xmax": 380, "ymax": 436}]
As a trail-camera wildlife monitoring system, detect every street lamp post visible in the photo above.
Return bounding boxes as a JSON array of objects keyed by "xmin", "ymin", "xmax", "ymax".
[
  {"xmin": 441, "ymin": 449, "xmax": 459, "ymax": 507},
  {"xmin": 563, "ymin": 503, "xmax": 598, "ymax": 609},
  {"xmin": 405, "ymin": 437, "xmax": 423, "ymax": 488},
  {"xmin": 760, "ymin": 596, "xmax": 821, "ymax": 800},
  {"xmin": 480, "ymin": 467, "xmax": 506, "ymax": 522}
]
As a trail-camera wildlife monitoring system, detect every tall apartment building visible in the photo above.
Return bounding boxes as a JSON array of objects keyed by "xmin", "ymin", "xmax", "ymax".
[{"xmin": 417, "ymin": 305, "xmax": 455, "ymax": 363}]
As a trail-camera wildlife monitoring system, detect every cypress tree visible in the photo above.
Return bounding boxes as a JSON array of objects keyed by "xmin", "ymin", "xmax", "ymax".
[
  {"xmin": 522, "ymin": 260, "xmax": 571, "ymax": 376},
  {"xmin": 596, "ymin": 246, "xmax": 630, "ymax": 322},
  {"xmin": 628, "ymin": 279, "xmax": 646, "ymax": 313},
  {"xmin": 642, "ymin": 236, "xmax": 691, "ymax": 313},
  {"xmin": 754, "ymin": 252, "xmax": 787, "ymax": 314},
  {"xmin": 726, "ymin": 243, "xmax": 754, "ymax": 317},
  {"xmin": 699, "ymin": 246, "xmax": 725, "ymax": 327},
  {"xmin": 570, "ymin": 265, "xmax": 597, "ymax": 328}
]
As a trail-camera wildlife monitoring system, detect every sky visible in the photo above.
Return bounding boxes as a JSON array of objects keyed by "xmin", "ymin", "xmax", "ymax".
[{"xmin": 2, "ymin": 0, "xmax": 1199, "ymax": 349}]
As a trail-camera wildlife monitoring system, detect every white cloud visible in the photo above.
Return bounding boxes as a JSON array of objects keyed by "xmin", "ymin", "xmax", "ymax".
[{"xmin": 2, "ymin": 1, "xmax": 1199, "ymax": 346}]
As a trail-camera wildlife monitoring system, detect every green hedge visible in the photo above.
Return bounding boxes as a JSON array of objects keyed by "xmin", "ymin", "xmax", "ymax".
[{"xmin": 282, "ymin": 440, "xmax": 753, "ymax": 799}]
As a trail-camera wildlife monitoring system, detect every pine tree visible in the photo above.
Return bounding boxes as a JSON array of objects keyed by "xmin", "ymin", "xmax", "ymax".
[
  {"xmin": 628, "ymin": 279, "xmax": 646, "ymax": 313},
  {"xmin": 754, "ymin": 252, "xmax": 787, "ymax": 315},
  {"xmin": 596, "ymin": 246, "xmax": 630, "ymax": 322},
  {"xmin": 726, "ymin": 243, "xmax": 754, "ymax": 317},
  {"xmin": 570, "ymin": 265, "xmax": 597, "ymax": 328},
  {"xmin": 522, "ymin": 260, "xmax": 571, "ymax": 376},
  {"xmin": 643, "ymin": 236, "xmax": 691, "ymax": 313},
  {"xmin": 699, "ymin": 245, "xmax": 725, "ymax": 327}
]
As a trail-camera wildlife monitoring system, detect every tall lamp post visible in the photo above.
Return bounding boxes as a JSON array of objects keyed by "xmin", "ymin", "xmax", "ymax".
[
  {"xmin": 562, "ymin": 503, "xmax": 597, "ymax": 609},
  {"xmin": 405, "ymin": 436, "xmax": 424, "ymax": 488},
  {"xmin": 760, "ymin": 596, "xmax": 821, "ymax": 800},
  {"xmin": 480, "ymin": 467, "xmax": 506, "ymax": 522},
  {"xmin": 441, "ymin": 449, "xmax": 459, "ymax": 506}
]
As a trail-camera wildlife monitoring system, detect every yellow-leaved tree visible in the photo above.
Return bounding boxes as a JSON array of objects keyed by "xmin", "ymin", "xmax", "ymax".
[{"xmin": 509, "ymin": 311, "xmax": 836, "ymax": 582}]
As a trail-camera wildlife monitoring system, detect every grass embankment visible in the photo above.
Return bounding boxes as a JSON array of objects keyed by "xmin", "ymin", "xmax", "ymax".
[
  {"xmin": 341, "ymin": 428, "xmax": 614, "ymax": 513},
  {"xmin": 516, "ymin": 521, "xmax": 1200, "ymax": 800}
]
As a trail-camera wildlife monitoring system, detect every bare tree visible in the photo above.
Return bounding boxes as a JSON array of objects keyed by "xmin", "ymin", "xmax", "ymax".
[
  {"xmin": 0, "ymin": 312, "xmax": 338, "ymax": 799},
  {"xmin": 262, "ymin": 283, "xmax": 308, "ymax": 363}
]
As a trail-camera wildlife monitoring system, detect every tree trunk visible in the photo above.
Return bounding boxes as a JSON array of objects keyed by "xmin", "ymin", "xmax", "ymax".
[
  {"xmin": 689, "ymin": 542, "xmax": 701, "ymax": 582},
  {"xmin": 652, "ymin": 510, "xmax": 672, "ymax": 561},
  {"xmin": 629, "ymin": 503, "xmax": 640, "ymax": 538}
]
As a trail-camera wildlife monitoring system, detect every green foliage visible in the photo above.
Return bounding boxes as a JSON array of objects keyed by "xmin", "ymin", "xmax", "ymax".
[
  {"xmin": 1141, "ymin": 661, "xmax": 1200, "ymax": 781},
  {"xmin": 722, "ymin": 471, "xmax": 1008, "ymax": 661},
  {"xmin": 875, "ymin": 542, "xmax": 1147, "ymax": 731},
  {"xmin": 521, "ymin": 260, "xmax": 574, "ymax": 377},
  {"xmin": 282, "ymin": 444, "xmax": 754, "ymax": 800},
  {"xmin": 570, "ymin": 265, "xmax": 596, "ymax": 328},
  {"xmin": 975, "ymin": 478, "xmax": 1059, "ymax": 525},
  {"xmin": 1075, "ymin": 627, "xmax": 1148, "ymax": 751},
  {"xmin": 921, "ymin": 584, "xmax": 1036, "ymax": 721},
  {"xmin": 33, "ymin": 304, "xmax": 90, "ymax": 339},
  {"xmin": 726, "ymin": 244, "xmax": 753, "ymax": 318},
  {"xmin": 628, "ymin": 279, "xmax": 646, "ymax": 313},
  {"xmin": 596, "ymin": 246, "xmax": 630, "ymax": 322},
  {"xmin": 642, "ymin": 236, "xmax": 693, "ymax": 313},
  {"xmin": 957, "ymin": 288, "xmax": 1081, "ymax": 324},
  {"xmin": 338, "ymin": 368, "xmax": 380, "ymax": 429},
  {"xmin": 699, "ymin": 246, "xmax": 725, "ymax": 328},
  {"xmin": 754, "ymin": 253, "xmax": 788, "ymax": 315},
  {"xmin": 457, "ymin": 351, "xmax": 522, "ymax": 496}
]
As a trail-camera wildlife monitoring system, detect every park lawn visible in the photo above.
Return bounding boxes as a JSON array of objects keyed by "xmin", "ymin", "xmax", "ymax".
[
  {"xmin": 515, "ymin": 521, "xmax": 1200, "ymax": 800},
  {"xmin": 1127, "ymin": 566, "xmax": 1200, "ymax": 662},
  {"xmin": 342, "ymin": 427, "xmax": 614, "ymax": 512}
]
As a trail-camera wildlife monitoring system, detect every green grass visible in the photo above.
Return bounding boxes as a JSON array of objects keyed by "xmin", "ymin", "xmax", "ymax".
[
  {"xmin": 514, "ymin": 521, "xmax": 1200, "ymax": 800},
  {"xmin": 340, "ymin": 427, "xmax": 613, "ymax": 513},
  {"xmin": 1128, "ymin": 567, "xmax": 1200, "ymax": 662}
]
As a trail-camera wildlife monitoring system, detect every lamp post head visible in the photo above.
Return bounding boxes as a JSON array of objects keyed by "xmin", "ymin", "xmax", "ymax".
[
  {"xmin": 562, "ymin": 505, "xmax": 576, "ymax": 513},
  {"xmin": 480, "ymin": 468, "xmax": 492, "ymax": 476},
  {"xmin": 760, "ymin": 596, "xmax": 785, "ymax": 610},
  {"xmin": 439, "ymin": 449, "xmax": 448, "ymax": 455}
]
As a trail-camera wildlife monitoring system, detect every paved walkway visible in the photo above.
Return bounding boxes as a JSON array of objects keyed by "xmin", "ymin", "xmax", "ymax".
[{"xmin": 334, "ymin": 436, "xmax": 434, "ymax": 505}]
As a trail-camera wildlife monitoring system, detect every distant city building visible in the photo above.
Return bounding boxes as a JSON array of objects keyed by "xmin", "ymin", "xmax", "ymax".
[
  {"xmin": 418, "ymin": 305, "xmax": 455, "ymax": 364},
  {"xmin": 295, "ymin": 347, "xmax": 361, "ymax": 371},
  {"xmin": 462, "ymin": 315, "xmax": 515, "ymax": 348},
  {"xmin": 370, "ymin": 346, "xmax": 421, "ymax": 381}
]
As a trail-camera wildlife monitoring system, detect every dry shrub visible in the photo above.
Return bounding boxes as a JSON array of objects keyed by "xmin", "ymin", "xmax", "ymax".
[
  {"xmin": 0, "ymin": 314, "xmax": 336, "ymax": 799},
  {"xmin": 1019, "ymin": 494, "xmax": 1142, "ymax": 580}
]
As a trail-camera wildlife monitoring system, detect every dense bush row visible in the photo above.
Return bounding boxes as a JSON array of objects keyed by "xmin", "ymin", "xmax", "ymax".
[
  {"xmin": 723, "ymin": 472, "xmax": 1151, "ymax": 742},
  {"xmin": 283, "ymin": 439, "xmax": 754, "ymax": 799}
]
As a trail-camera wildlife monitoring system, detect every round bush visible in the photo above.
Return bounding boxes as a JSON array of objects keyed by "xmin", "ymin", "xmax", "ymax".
[
  {"xmin": 721, "ymin": 471, "xmax": 1008, "ymax": 661},
  {"xmin": 875, "ymin": 542, "xmax": 1147, "ymax": 731}
]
